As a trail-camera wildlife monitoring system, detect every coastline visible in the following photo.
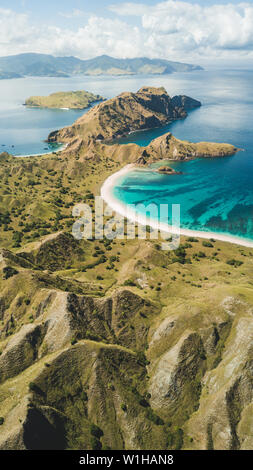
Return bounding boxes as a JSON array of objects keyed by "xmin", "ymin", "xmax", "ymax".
[
  {"xmin": 101, "ymin": 164, "xmax": 253, "ymax": 249},
  {"xmin": 13, "ymin": 143, "xmax": 68, "ymax": 158}
]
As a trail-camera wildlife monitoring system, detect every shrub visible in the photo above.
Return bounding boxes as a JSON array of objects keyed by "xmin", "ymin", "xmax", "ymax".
[
  {"xmin": 81, "ymin": 391, "xmax": 88, "ymax": 401},
  {"xmin": 167, "ymin": 427, "xmax": 184, "ymax": 450},
  {"xmin": 140, "ymin": 312, "xmax": 147, "ymax": 318},
  {"xmin": 3, "ymin": 266, "xmax": 19, "ymax": 280},
  {"xmin": 28, "ymin": 382, "xmax": 43, "ymax": 396},
  {"xmin": 136, "ymin": 351, "xmax": 150, "ymax": 366},
  {"xmin": 121, "ymin": 403, "xmax": 127, "ymax": 412},
  {"xmin": 172, "ymin": 247, "xmax": 187, "ymax": 264},
  {"xmin": 202, "ymin": 241, "xmax": 214, "ymax": 248},
  {"xmin": 12, "ymin": 231, "xmax": 22, "ymax": 247},
  {"xmin": 123, "ymin": 279, "xmax": 136, "ymax": 287},
  {"xmin": 187, "ymin": 237, "xmax": 198, "ymax": 242},
  {"xmin": 90, "ymin": 437, "xmax": 102, "ymax": 450},
  {"xmin": 0, "ymin": 417, "xmax": 4, "ymax": 425},
  {"xmin": 195, "ymin": 251, "xmax": 206, "ymax": 258},
  {"xmin": 227, "ymin": 259, "xmax": 243, "ymax": 267},
  {"xmin": 146, "ymin": 409, "xmax": 164, "ymax": 425},
  {"xmin": 139, "ymin": 398, "xmax": 150, "ymax": 408},
  {"xmin": 90, "ymin": 423, "xmax": 103, "ymax": 439},
  {"xmin": 182, "ymin": 243, "xmax": 192, "ymax": 249}
]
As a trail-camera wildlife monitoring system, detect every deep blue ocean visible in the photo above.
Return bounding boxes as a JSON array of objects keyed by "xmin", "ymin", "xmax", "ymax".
[{"xmin": 0, "ymin": 69, "xmax": 252, "ymax": 241}]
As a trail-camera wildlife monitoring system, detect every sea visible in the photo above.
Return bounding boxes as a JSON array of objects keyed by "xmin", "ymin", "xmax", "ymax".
[{"xmin": 0, "ymin": 68, "xmax": 253, "ymax": 241}]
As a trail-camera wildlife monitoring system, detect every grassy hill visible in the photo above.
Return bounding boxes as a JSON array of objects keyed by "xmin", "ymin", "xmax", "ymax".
[
  {"xmin": 25, "ymin": 90, "xmax": 104, "ymax": 110},
  {"xmin": 0, "ymin": 144, "xmax": 252, "ymax": 450}
]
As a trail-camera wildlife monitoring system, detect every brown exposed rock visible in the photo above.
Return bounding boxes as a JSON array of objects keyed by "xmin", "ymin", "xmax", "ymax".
[
  {"xmin": 47, "ymin": 87, "xmax": 200, "ymax": 145},
  {"xmin": 155, "ymin": 165, "xmax": 182, "ymax": 175}
]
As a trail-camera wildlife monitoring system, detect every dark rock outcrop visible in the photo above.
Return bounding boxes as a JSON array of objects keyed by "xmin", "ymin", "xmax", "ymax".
[{"xmin": 171, "ymin": 95, "xmax": 201, "ymax": 111}]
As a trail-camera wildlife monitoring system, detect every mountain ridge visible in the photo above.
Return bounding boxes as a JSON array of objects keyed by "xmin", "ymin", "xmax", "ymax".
[{"xmin": 0, "ymin": 53, "xmax": 203, "ymax": 79}]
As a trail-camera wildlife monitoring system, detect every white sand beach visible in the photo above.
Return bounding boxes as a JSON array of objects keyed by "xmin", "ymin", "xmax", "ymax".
[
  {"xmin": 101, "ymin": 164, "xmax": 253, "ymax": 248},
  {"xmin": 13, "ymin": 143, "xmax": 68, "ymax": 158}
]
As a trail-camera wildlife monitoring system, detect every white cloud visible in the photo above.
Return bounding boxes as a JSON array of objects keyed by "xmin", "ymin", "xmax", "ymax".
[
  {"xmin": 0, "ymin": 9, "xmax": 34, "ymax": 54},
  {"xmin": 59, "ymin": 9, "xmax": 87, "ymax": 19},
  {"xmin": 1, "ymin": 3, "xmax": 253, "ymax": 62},
  {"xmin": 0, "ymin": 9, "xmax": 141, "ymax": 59},
  {"xmin": 109, "ymin": 2, "xmax": 149, "ymax": 17},
  {"xmin": 110, "ymin": 1, "xmax": 253, "ymax": 58}
]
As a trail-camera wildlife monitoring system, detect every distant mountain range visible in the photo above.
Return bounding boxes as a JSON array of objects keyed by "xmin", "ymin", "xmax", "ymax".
[{"xmin": 0, "ymin": 53, "xmax": 203, "ymax": 79}]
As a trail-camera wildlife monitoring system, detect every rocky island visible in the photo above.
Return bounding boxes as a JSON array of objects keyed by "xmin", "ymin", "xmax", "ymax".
[
  {"xmin": 25, "ymin": 90, "xmax": 105, "ymax": 110},
  {"xmin": 155, "ymin": 165, "xmax": 183, "ymax": 175}
]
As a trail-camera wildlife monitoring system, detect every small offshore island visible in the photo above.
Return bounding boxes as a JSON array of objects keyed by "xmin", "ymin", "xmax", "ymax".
[
  {"xmin": 0, "ymin": 86, "xmax": 252, "ymax": 453},
  {"xmin": 25, "ymin": 90, "xmax": 105, "ymax": 110},
  {"xmin": 155, "ymin": 165, "xmax": 183, "ymax": 175}
]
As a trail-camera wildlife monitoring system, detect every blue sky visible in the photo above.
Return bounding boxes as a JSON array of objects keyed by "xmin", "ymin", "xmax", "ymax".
[{"xmin": 1, "ymin": 1, "xmax": 253, "ymax": 64}]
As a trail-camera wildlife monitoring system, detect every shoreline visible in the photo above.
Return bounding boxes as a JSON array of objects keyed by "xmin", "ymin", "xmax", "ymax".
[
  {"xmin": 101, "ymin": 164, "xmax": 253, "ymax": 249},
  {"xmin": 13, "ymin": 143, "xmax": 68, "ymax": 158}
]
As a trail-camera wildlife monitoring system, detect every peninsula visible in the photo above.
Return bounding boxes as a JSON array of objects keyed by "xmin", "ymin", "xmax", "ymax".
[
  {"xmin": 47, "ymin": 86, "xmax": 237, "ymax": 163},
  {"xmin": 25, "ymin": 90, "xmax": 105, "ymax": 110}
]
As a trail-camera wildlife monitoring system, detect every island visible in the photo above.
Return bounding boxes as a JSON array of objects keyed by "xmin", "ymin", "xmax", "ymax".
[
  {"xmin": 25, "ymin": 90, "xmax": 105, "ymax": 110},
  {"xmin": 155, "ymin": 165, "xmax": 183, "ymax": 175}
]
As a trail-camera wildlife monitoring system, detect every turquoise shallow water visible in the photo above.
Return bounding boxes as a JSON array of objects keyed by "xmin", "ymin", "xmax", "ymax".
[{"xmin": 112, "ymin": 69, "xmax": 253, "ymax": 241}]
